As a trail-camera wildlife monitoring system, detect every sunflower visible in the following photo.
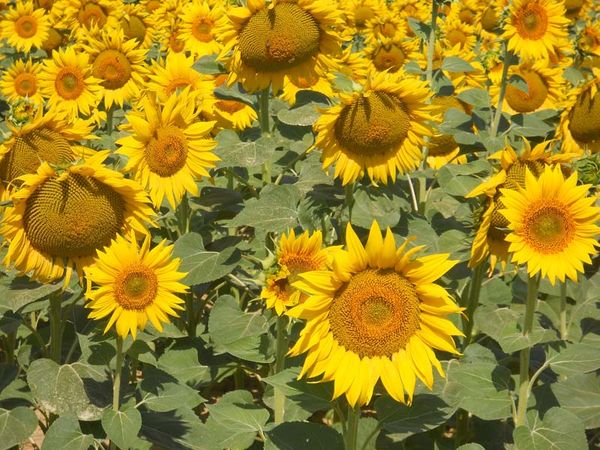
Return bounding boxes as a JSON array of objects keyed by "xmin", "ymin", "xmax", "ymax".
[
  {"xmin": 0, "ymin": 1, "xmax": 50, "ymax": 53},
  {"xmin": 466, "ymin": 140, "xmax": 574, "ymax": 273},
  {"xmin": 288, "ymin": 222, "xmax": 462, "ymax": 407},
  {"xmin": 119, "ymin": 3, "xmax": 159, "ymax": 49},
  {"xmin": 41, "ymin": 27, "xmax": 65, "ymax": 53},
  {"xmin": 261, "ymin": 229, "xmax": 331, "ymax": 316},
  {"xmin": 341, "ymin": 0, "xmax": 386, "ymax": 35},
  {"xmin": 426, "ymin": 95, "xmax": 468, "ymax": 170},
  {"xmin": 446, "ymin": 0, "xmax": 481, "ymax": 28},
  {"xmin": 84, "ymin": 233, "xmax": 187, "ymax": 339},
  {"xmin": 363, "ymin": 12, "xmax": 403, "ymax": 44},
  {"xmin": 280, "ymin": 70, "xmax": 335, "ymax": 106},
  {"xmin": 179, "ymin": 0, "xmax": 226, "ymax": 58},
  {"xmin": 313, "ymin": 71, "xmax": 433, "ymax": 185},
  {"xmin": 563, "ymin": 0, "xmax": 592, "ymax": 20},
  {"xmin": 578, "ymin": 24, "xmax": 600, "ymax": 56},
  {"xmin": 116, "ymin": 89, "xmax": 218, "ymax": 209},
  {"xmin": 390, "ymin": 0, "xmax": 428, "ymax": 22},
  {"xmin": 499, "ymin": 165, "xmax": 600, "ymax": 284},
  {"xmin": 0, "ymin": 59, "xmax": 44, "ymax": 106},
  {"xmin": 81, "ymin": 30, "xmax": 149, "ymax": 109},
  {"xmin": 203, "ymin": 76, "xmax": 258, "ymax": 131},
  {"xmin": 38, "ymin": 46, "xmax": 102, "ymax": 118},
  {"xmin": 490, "ymin": 61, "xmax": 565, "ymax": 115},
  {"xmin": 53, "ymin": 0, "xmax": 120, "ymax": 33},
  {"xmin": 557, "ymin": 70, "xmax": 600, "ymax": 155},
  {"xmin": 218, "ymin": 0, "xmax": 345, "ymax": 93},
  {"xmin": 502, "ymin": 0, "xmax": 570, "ymax": 61},
  {"xmin": 0, "ymin": 151, "xmax": 154, "ymax": 284},
  {"xmin": 363, "ymin": 36, "xmax": 418, "ymax": 75},
  {"xmin": 440, "ymin": 16, "xmax": 476, "ymax": 52}
]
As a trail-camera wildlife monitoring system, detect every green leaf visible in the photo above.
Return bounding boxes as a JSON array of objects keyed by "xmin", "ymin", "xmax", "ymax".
[
  {"xmin": 157, "ymin": 347, "xmax": 211, "ymax": 386},
  {"xmin": 546, "ymin": 342, "xmax": 600, "ymax": 376},
  {"xmin": 550, "ymin": 373, "xmax": 600, "ymax": 429},
  {"xmin": 192, "ymin": 54, "xmax": 221, "ymax": 74},
  {"xmin": 0, "ymin": 276, "xmax": 61, "ymax": 312},
  {"xmin": 513, "ymin": 407, "xmax": 587, "ymax": 450},
  {"xmin": 102, "ymin": 407, "xmax": 142, "ymax": 450},
  {"xmin": 173, "ymin": 233, "xmax": 240, "ymax": 286},
  {"xmin": 0, "ymin": 407, "xmax": 38, "ymax": 450},
  {"xmin": 441, "ymin": 56, "xmax": 475, "ymax": 73},
  {"xmin": 140, "ymin": 408, "xmax": 210, "ymax": 450},
  {"xmin": 277, "ymin": 101, "xmax": 326, "ymax": 127},
  {"xmin": 42, "ymin": 415, "xmax": 95, "ymax": 450},
  {"xmin": 27, "ymin": 359, "xmax": 110, "ymax": 421},
  {"xmin": 442, "ymin": 360, "xmax": 513, "ymax": 420},
  {"xmin": 508, "ymin": 74, "xmax": 529, "ymax": 94},
  {"xmin": 215, "ymin": 131, "xmax": 286, "ymax": 168},
  {"xmin": 139, "ymin": 367, "xmax": 204, "ymax": 412},
  {"xmin": 457, "ymin": 89, "xmax": 490, "ymax": 108},
  {"xmin": 351, "ymin": 189, "xmax": 404, "ymax": 229},
  {"xmin": 265, "ymin": 422, "xmax": 343, "ymax": 450}
]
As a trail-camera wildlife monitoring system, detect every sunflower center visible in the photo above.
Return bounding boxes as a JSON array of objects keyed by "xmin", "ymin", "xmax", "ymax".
[
  {"xmin": 568, "ymin": 88, "xmax": 600, "ymax": 145},
  {"xmin": 55, "ymin": 69, "xmax": 84, "ymax": 100},
  {"xmin": 115, "ymin": 265, "xmax": 158, "ymax": 310},
  {"xmin": 14, "ymin": 73, "xmax": 37, "ymax": 97},
  {"xmin": 328, "ymin": 269, "xmax": 421, "ymax": 358},
  {"xmin": 92, "ymin": 49, "xmax": 132, "ymax": 90},
  {"xmin": 505, "ymin": 70, "xmax": 548, "ymax": 113},
  {"xmin": 238, "ymin": 3, "xmax": 321, "ymax": 72},
  {"xmin": 377, "ymin": 21, "xmax": 396, "ymax": 38},
  {"xmin": 192, "ymin": 16, "xmax": 213, "ymax": 42},
  {"xmin": 42, "ymin": 28, "xmax": 63, "ymax": 52},
  {"xmin": 0, "ymin": 129, "xmax": 74, "ymax": 184},
  {"xmin": 23, "ymin": 173, "xmax": 125, "ymax": 257},
  {"xmin": 78, "ymin": 2, "xmax": 108, "ymax": 28},
  {"xmin": 524, "ymin": 204, "xmax": 574, "ymax": 253},
  {"xmin": 15, "ymin": 15, "xmax": 37, "ymax": 38},
  {"xmin": 372, "ymin": 45, "xmax": 405, "ymax": 72},
  {"xmin": 515, "ymin": 3, "xmax": 548, "ymax": 39},
  {"xmin": 216, "ymin": 100, "xmax": 246, "ymax": 114},
  {"xmin": 446, "ymin": 29, "xmax": 468, "ymax": 47},
  {"xmin": 334, "ymin": 91, "xmax": 410, "ymax": 156},
  {"xmin": 481, "ymin": 7, "xmax": 498, "ymax": 31},
  {"xmin": 354, "ymin": 6, "xmax": 375, "ymax": 28},
  {"xmin": 121, "ymin": 15, "xmax": 146, "ymax": 43},
  {"xmin": 145, "ymin": 127, "xmax": 188, "ymax": 177}
]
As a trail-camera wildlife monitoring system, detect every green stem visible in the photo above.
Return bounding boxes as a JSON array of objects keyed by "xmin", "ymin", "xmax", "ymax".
[
  {"xmin": 559, "ymin": 282, "xmax": 568, "ymax": 340},
  {"xmin": 106, "ymin": 106, "xmax": 114, "ymax": 135},
  {"xmin": 455, "ymin": 409, "xmax": 470, "ymax": 446},
  {"xmin": 49, "ymin": 293, "xmax": 62, "ymax": 363},
  {"xmin": 462, "ymin": 263, "xmax": 486, "ymax": 349},
  {"xmin": 185, "ymin": 294, "xmax": 196, "ymax": 338},
  {"xmin": 344, "ymin": 405, "xmax": 360, "ymax": 450},
  {"xmin": 110, "ymin": 336, "xmax": 124, "ymax": 450},
  {"xmin": 515, "ymin": 275, "xmax": 540, "ymax": 427},
  {"xmin": 417, "ymin": 176, "xmax": 427, "ymax": 215},
  {"xmin": 490, "ymin": 43, "xmax": 510, "ymax": 138},
  {"xmin": 176, "ymin": 194, "xmax": 191, "ymax": 236},
  {"xmin": 274, "ymin": 147, "xmax": 310, "ymax": 185},
  {"xmin": 426, "ymin": 0, "xmax": 439, "ymax": 83},
  {"xmin": 345, "ymin": 183, "xmax": 355, "ymax": 223},
  {"xmin": 259, "ymin": 87, "xmax": 270, "ymax": 135},
  {"xmin": 273, "ymin": 315, "xmax": 288, "ymax": 423}
]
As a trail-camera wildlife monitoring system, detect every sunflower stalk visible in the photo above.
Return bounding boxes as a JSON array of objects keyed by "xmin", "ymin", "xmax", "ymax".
[
  {"xmin": 48, "ymin": 293, "xmax": 63, "ymax": 363},
  {"xmin": 426, "ymin": 0, "xmax": 439, "ymax": 84},
  {"xmin": 106, "ymin": 106, "xmax": 114, "ymax": 135},
  {"xmin": 515, "ymin": 274, "xmax": 540, "ymax": 427},
  {"xmin": 273, "ymin": 314, "xmax": 288, "ymax": 423},
  {"xmin": 490, "ymin": 43, "xmax": 510, "ymax": 138},
  {"xmin": 176, "ymin": 193, "xmax": 191, "ymax": 236},
  {"xmin": 462, "ymin": 262, "xmax": 486, "ymax": 349},
  {"xmin": 344, "ymin": 405, "xmax": 360, "ymax": 450},
  {"xmin": 259, "ymin": 87, "xmax": 271, "ymax": 135},
  {"xmin": 559, "ymin": 281, "xmax": 568, "ymax": 340},
  {"xmin": 110, "ymin": 336, "xmax": 124, "ymax": 450}
]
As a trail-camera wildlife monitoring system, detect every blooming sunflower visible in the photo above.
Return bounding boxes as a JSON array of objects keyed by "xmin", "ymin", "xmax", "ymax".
[
  {"xmin": 341, "ymin": 0, "xmax": 386, "ymax": 35},
  {"xmin": 0, "ymin": 1, "xmax": 50, "ymax": 53},
  {"xmin": 499, "ymin": 165, "xmax": 600, "ymax": 284},
  {"xmin": 578, "ymin": 24, "xmax": 600, "ymax": 57},
  {"xmin": 0, "ymin": 59, "xmax": 44, "ymax": 106},
  {"xmin": 218, "ymin": 0, "xmax": 345, "ymax": 93},
  {"xmin": 288, "ymin": 222, "xmax": 462, "ymax": 407},
  {"xmin": 0, "ymin": 151, "xmax": 154, "ymax": 284},
  {"xmin": 53, "ymin": 0, "xmax": 120, "ymax": 33},
  {"xmin": 119, "ymin": 3, "xmax": 157, "ymax": 49},
  {"xmin": 116, "ymin": 89, "xmax": 219, "ymax": 209},
  {"xmin": 261, "ymin": 229, "xmax": 330, "ymax": 316},
  {"xmin": 147, "ymin": 52, "xmax": 213, "ymax": 102},
  {"xmin": 426, "ymin": 95, "xmax": 468, "ymax": 170},
  {"xmin": 38, "ymin": 46, "xmax": 102, "ymax": 119},
  {"xmin": 502, "ymin": 0, "xmax": 570, "ymax": 61},
  {"xmin": 85, "ymin": 233, "xmax": 187, "ymax": 339},
  {"xmin": 363, "ymin": 12, "xmax": 403, "ymax": 44},
  {"xmin": 179, "ymin": 0, "xmax": 226, "ymax": 58},
  {"xmin": 363, "ymin": 36, "xmax": 418, "ymax": 75},
  {"xmin": 440, "ymin": 16, "xmax": 476, "ymax": 52},
  {"xmin": 313, "ymin": 71, "xmax": 433, "ymax": 185}
]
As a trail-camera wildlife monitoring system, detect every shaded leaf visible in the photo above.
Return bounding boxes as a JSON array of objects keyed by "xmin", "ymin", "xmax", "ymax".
[
  {"xmin": 0, "ymin": 407, "xmax": 37, "ymax": 450},
  {"xmin": 265, "ymin": 422, "xmax": 343, "ymax": 450},
  {"xmin": 513, "ymin": 407, "xmax": 587, "ymax": 450},
  {"xmin": 551, "ymin": 373, "xmax": 600, "ymax": 429},
  {"xmin": 42, "ymin": 415, "xmax": 95, "ymax": 450},
  {"xmin": 102, "ymin": 407, "xmax": 142, "ymax": 450}
]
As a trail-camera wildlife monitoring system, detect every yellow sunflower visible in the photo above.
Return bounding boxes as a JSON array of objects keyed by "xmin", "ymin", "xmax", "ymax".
[
  {"xmin": 578, "ymin": 24, "xmax": 600, "ymax": 56},
  {"xmin": 556, "ymin": 70, "xmax": 600, "ymax": 155},
  {"xmin": 38, "ymin": 46, "xmax": 102, "ymax": 118},
  {"xmin": 313, "ymin": 70, "xmax": 433, "ymax": 185},
  {"xmin": 202, "ymin": 76, "xmax": 258, "ymax": 131},
  {"xmin": 363, "ymin": 12, "xmax": 403, "ymax": 44},
  {"xmin": 85, "ymin": 233, "xmax": 187, "ymax": 339},
  {"xmin": 363, "ymin": 36, "xmax": 418, "ymax": 75},
  {"xmin": 261, "ymin": 229, "xmax": 330, "ymax": 316},
  {"xmin": 41, "ymin": 27, "xmax": 65, "ymax": 53},
  {"xmin": 445, "ymin": 0, "xmax": 482, "ymax": 28},
  {"xmin": 81, "ymin": 30, "xmax": 149, "ymax": 109},
  {"xmin": 341, "ymin": 0, "xmax": 386, "ymax": 35},
  {"xmin": 0, "ymin": 1, "xmax": 50, "ymax": 53},
  {"xmin": 218, "ymin": 0, "xmax": 345, "ymax": 93},
  {"xmin": 564, "ymin": 0, "xmax": 592, "ymax": 20},
  {"xmin": 440, "ymin": 16, "xmax": 476, "ymax": 52},
  {"xmin": 53, "ymin": 0, "xmax": 120, "ymax": 33},
  {"xmin": 280, "ymin": 70, "xmax": 335, "ymax": 106},
  {"xmin": 119, "ymin": 3, "xmax": 157, "ymax": 49},
  {"xmin": 116, "ymin": 89, "xmax": 219, "ymax": 209},
  {"xmin": 288, "ymin": 222, "xmax": 462, "ymax": 407},
  {"xmin": 390, "ymin": 0, "xmax": 429, "ymax": 22},
  {"xmin": 179, "ymin": 0, "xmax": 226, "ymax": 58},
  {"xmin": 0, "ymin": 151, "xmax": 154, "ymax": 284},
  {"xmin": 503, "ymin": 0, "xmax": 570, "ymax": 61},
  {"xmin": 0, "ymin": 59, "xmax": 44, "ymax": 106},
  {"xmin": 499, "ymin": 165, "xmax": 600, "ymax": 284},
  {"xmin": 426, "ymin": 95, "xmax": 468, "ymax": 170}
]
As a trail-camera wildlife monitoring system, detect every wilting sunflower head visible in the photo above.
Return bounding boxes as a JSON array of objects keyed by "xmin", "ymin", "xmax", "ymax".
[
  {"xmin": 499, "ymin": 165, "xmax": 600, "ymax": 284},
  {"xmin": 566, "ymin": 82, "xmax": 600, "ymax": 153},
  {"xmin": 288, "ymin": 222, "xmax": 462, "ymax": 407},
  {"xmin": 85, "ymin": 233, "xmax": 187, "ymax": 339}
]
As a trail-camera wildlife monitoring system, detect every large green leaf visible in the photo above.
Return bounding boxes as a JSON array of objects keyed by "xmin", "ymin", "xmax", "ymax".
[
  {"xmin": 41, "ymin": 415, "xmax": 95, "ymax": 450},
  {"xmin": 0, "ymin": 277, "xmax": 61, "ymax": 312},
  {"xmin": 546, "ymin": 342, "xmax": 600, "ymax": 376},
  {"xmin": 102, "ymin": 407, "xmax": 142, "ymax": 450},
  {"xmin": 215, "ymin": 131, "xmax": 286, "ymax": 168},
  {"xmin": 550, "ymin": 373, "xmax": 600, "ymax": 429},
  {"xmin": 0, "ymin": 407, "xmax": 38, "ymax": 450},
  {"xmin": 277, "ymin": 101, "xmax": 326, "ymax": 127},
  {"xmin": 157, "ymin": 346, "xmax": 212, "ymax": 386},
  {"xmin": 513, "ymin": 407, "xmax": 587, "ymax": 450},
  {"xmin": 139, "ymin": 366, "xmax": 204, "ymax": 413},
  {"xmin": 265, "ymin": 422, "xmax": 343, "ymax": 450}
]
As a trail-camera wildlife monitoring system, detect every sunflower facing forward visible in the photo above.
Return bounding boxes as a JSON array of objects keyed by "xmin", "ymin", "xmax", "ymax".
[
  {"xmin": 288, "ymin": 222, "xmax": 462, "ymax": 407},
  {"xmin": 313, "ymin": 71, "xmax": 433, "ymax": 185},
  {"xmin": 85, "ymin": 233, "xmax": 187, "ymax": 339},
  {"xmin": 0, "ymin": 1, "xmax": 50, "ymax": 53},
  {"xmin": 218, "ymin": 0, "xmax": 345, "ymax": 92},
  {"xmin": 0, "ymin": 59, "xmax": 44, "ymax": 106}
]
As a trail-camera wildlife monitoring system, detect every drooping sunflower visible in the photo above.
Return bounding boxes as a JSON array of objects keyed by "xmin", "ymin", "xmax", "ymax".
[
  {"xmin": 41, "ymin": 27, "xmax": 65, "ymax": 53},
  {"xmin": 466, "ymin": 140, "xmax": 574, "ymax": 273},
  {"xmin": 85, "ymin": 233, "xmax": 187, "ymax": 339},
  {"xmin": 38, "ymin": 46, "xmax": 102, "ymax": 118},
  {"xmin": 0, "ymin": 1, "xmax": 50, "ymax": 53},
  {"xmin": 426, "ymin": 95, "xmax": 468, "ymax": 170},
  {"xmin": 288, "ymin": 222, "xmax": 462, "ymax": 407},
  {"xmin": 313, "ymin": 71, "xmax": 433, "ymax": 185},
  {"xmin": 218, "ymin": 0, "xmax": 345, "ymax": 93},
  {"xmin": 261, "ymin": 229, "xmax": 330, "ymax": 315},
  {"xmin": 81, "ymin": 30, "xmax": 149, "ymax": 109},
  {"xmin": 0, "ymin": 59, "xmax": 44, "ymax": 106},
  {"xmin": 499, "ymin": 165, "xmax": 600, "ymax": 284},
  {"xmin": 502, "ymin": 0, "xmax": 570, "ymax": 61},
  {"xmin": 179, "ymin": 0, "xmax": 226, "ymax": 58},
  {"xmin": 0, "ymin": 151, "xmax": 154, "ymax": 284},
  {"xmin": 116, "ymin": 89, "xmax": 219, "ymax": 209},
  {"xmin": 556, "ymin": 71, "xmax": 600, "ymax": 155}
]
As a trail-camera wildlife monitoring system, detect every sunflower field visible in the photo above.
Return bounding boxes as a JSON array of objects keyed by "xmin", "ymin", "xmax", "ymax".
[{"xmin": 0, "ymin": 0, "xmax": 600, "ymax": 448}]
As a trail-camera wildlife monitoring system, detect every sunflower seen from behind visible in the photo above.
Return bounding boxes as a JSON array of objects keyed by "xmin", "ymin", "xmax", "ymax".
[
  {"xmin": 499, "ymin": 165, "xmax": 600, "ymax": 284},
  {"xmin": 0, "ymin": 1, "xmax": 50, "ymax": 53},
  {"xmin": 288, "ymin": 222, "xmax": 462, "ymax": 407},
  {"xmin": 85, "ymin": 233, "xmax": 187, "ymax": 339}
]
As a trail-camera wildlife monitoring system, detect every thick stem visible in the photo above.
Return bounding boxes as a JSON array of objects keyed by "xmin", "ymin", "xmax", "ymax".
[
  {"xmin": 559, "ymin": 282, "xmax": 568, "ymax": 340},
  {"xmin": 49, "ymin": 294, "xmax": 62, "ymax": 363},
  {"xmin": 259, "ymin": 87, "xmax": 270, "ymax": 135},
  {"xmin": 106, "ymin": 106, "xmax": 114, "ymax": 135},
  {"xmin": 515, "ymin": 275, "xmax": 540, "ymax": 427},
  {"xmin": 490, "ymin": 43, "xmax": 510, "ymax": 138},
  {"xmin": 344, "ymin": 183, "xmax": 355, "ymax": 223},
  {"xmin": 417, "ymin": 176, "xmax": 427, "ymax": 215},
  {"xmin": 426, "ymin": 0, "xmax": 439, "ymax": 83},
  {"xmin": 273, "ymin": 315, "xmax": 288, "ymax": 423},
  {"xmin": 176, "ymin": 194, "xmax": 191, "ymax": 236},
  {"xmin": 344, "ymin": 405, "xmax": 360, "ymax": 450},
  {"xmin": 462, "ymin": 263, "xmax": 486, "ymax": 349}
]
